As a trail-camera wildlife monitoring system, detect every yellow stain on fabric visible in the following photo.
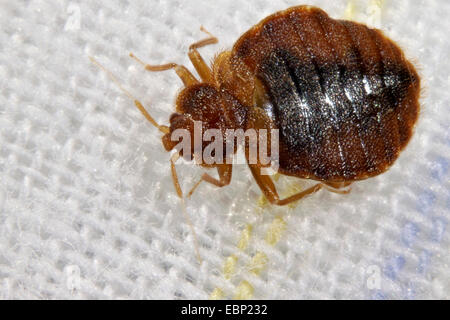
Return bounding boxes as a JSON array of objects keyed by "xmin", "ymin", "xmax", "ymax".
[
  {"xmin": 210, "ymin": 208, "xmax": 287, "ymax": 298},
  {"xmin": 209, "ymin": 288, "xmax": 224, "ymax": 300},
  {"xmin": 367, "ymin": 0, "xmax": 385, "ymax": 26},
  {"xmin": 234, "ymin": 281, "xmax": 254, "ymax": 300},
  {"xmin": 265, "ymin": 216, "xmax": 287, "ymax": 246},
  {"xmin": 233, "ymin": 218, "xmax": 287, "ymax": 298},
  {"xmin": 248, "ymin": 252, "xmax": 268, "ymax": 275},
  {"xmin": 247, "ymin": 216, "xmax": 286, "ymax": 276},
  {"xmin": 345, "ymin": 0, "xmax": 385, "ymax": 22},
  {"xmin": 237, "ymin": 225, "xmax": 252, "ymax": 250},
  {"xmin": 371, "ymin": 0, "xmax": 385, "ymax": 7},
  {"xmin": 223, "ymin": 224, "xmax": 252, "ymax": 279},
  {"xmin": 223, "ymin": 255, "xmax": 238, "ymax": 280},
  {"xmin": 257, "ymin": 194, "xmax": 269, "ymax": 210},
  {"xmin": 344, "ymin": 0, "xmax": 356, "ymax": 19}
]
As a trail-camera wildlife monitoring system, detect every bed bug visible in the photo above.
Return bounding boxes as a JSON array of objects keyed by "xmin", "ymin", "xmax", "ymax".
[{"xmin": 91, "ymin": 5, "xmax": 420, "ymax": 206}]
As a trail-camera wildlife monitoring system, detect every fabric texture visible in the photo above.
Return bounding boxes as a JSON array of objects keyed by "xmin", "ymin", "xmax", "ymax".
[{"xmin": 0, "ymin": 0, "xmax": 449, "ymax": 299}]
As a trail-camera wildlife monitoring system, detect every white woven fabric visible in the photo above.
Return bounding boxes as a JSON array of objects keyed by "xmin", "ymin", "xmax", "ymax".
[{"xmin": 0, "ymin": 0, "xmax": 449, "ymax": 299}]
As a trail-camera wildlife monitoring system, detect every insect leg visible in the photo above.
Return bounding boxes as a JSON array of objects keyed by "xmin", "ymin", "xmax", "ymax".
[
  {"xmin": 170, "ymin": 152, "xmax": 184, "ymax": 198},
  {"xmin": 187, "ymin": 164, "xmax": 232, "ymax": 198},
  {"xmin": 188, "ymin": 26, "xmax": 218, "ymax": 83},
  {"xmin": 129, "ymin": 52, "xmax": 199, "ymax": 87},
  {"xmin": 248, "ymin": 164, "xmax": 322, "ymax": 206}
]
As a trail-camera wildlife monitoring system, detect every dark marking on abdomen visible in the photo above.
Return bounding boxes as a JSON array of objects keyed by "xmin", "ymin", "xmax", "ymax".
[{"xmin": 257, "ymin": 45, "xmax": 416, "ymax": 180}]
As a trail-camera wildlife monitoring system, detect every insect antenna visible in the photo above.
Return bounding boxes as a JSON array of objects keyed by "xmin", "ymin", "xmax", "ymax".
[
  {"xmin": 89, "ymin": 56, "xmax": 169, "ymax": 134},
  {"xmin": 90, "ymin": 56, "xmax": 202, "ymax": 264},
  {"xmin": 170, "ymin": 153, "xmax": 203, "ymax": 264}
]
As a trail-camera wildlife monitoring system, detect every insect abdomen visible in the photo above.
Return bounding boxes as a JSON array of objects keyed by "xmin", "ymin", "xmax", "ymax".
[{"xmin": 232, "ymin": 6, "xmax": 420, "ymax": 181}]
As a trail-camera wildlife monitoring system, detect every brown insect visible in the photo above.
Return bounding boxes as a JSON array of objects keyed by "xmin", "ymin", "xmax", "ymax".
[{"xmin": 92, "ymin": 5, "xmax": 420, "ymax": 206}]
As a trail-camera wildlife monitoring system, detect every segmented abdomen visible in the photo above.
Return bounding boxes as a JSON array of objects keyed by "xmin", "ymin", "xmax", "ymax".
[{"xmin": 232, "ymin": 6, "xmax": 420, "ymax": 180}]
